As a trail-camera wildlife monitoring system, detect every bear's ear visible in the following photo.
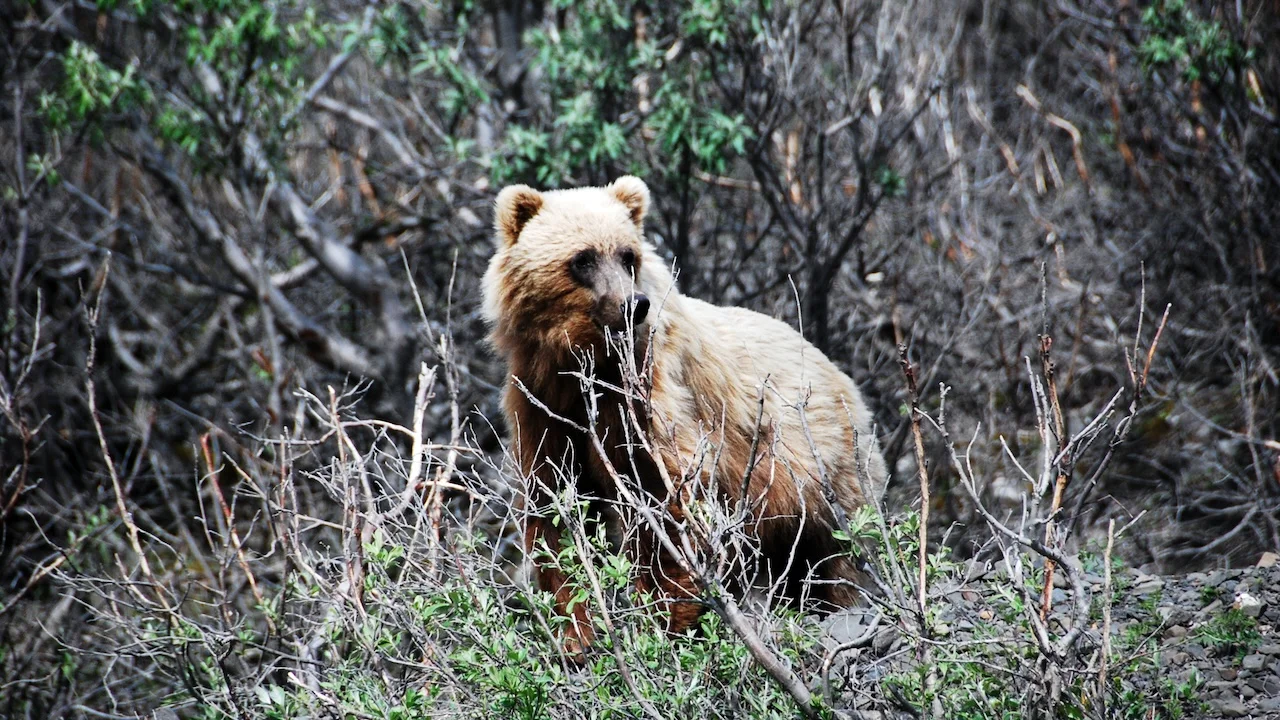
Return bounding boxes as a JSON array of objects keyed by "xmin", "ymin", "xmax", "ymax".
[
  {"xmin": 494, "ymin": 184, "xmax": 544, "ymax": 248},
  {"xmin": 609, "ymin": 176, "xmax": 650, "ymax": 229}
]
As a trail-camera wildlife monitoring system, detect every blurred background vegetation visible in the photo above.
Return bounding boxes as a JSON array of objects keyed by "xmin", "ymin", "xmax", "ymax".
[{"xmin": 1, "ymin": 0, "xmax": 1278, "ymax": 715}]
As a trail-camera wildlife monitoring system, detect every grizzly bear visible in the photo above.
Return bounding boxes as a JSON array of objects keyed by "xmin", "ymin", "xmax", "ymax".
[{"xmin": 482, "ymin": 176, "xmax": 887, "ymax": 651}]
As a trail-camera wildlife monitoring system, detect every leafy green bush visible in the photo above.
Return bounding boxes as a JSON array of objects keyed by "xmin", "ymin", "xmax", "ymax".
[
  {"xmin": 493, "ymin": 0, "xmax": 753, "ymax": 187},
  {"xmin": 1139, "ymin": 0, "xmax": 1251, "ymax": 82}
]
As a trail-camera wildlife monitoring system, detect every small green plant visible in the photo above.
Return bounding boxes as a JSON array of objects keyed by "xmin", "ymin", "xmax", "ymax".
[
  {"xmin": 1119, "ymin": 591, "xmax": 1164, "ymax": 654},
  {"xmin": 1111, "ymin": 669, "xmax": 1207, "ymax": 720},
  {"xmin": 1194, "ymin": 607, "xmax": 1262, "ymax": 658},
  {"xmin": 874, "ymin": 166, "xmax": 906, "ymax": 198},
  {"xmin": 1158, "ymin": 671, "xmax": 1207, "ymax": 719}
]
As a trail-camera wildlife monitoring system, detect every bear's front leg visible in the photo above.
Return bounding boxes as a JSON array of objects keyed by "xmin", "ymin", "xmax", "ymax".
[
  {"xmin": 508, "ymin": 388, "xmax": 598, "ymax": 656},
  {"xmin": 523, "ymin": 512, "xmax": 595, "ymax": 655},
  {"xmin": 634, "ymin": 522, "xmax": 706, "ymax": 635}
]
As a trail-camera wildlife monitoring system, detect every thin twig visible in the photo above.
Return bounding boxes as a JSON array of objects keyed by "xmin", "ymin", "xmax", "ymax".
[{"xmin": 1097, "ymin": 518, "xmax": 1116, "ymax": 715}]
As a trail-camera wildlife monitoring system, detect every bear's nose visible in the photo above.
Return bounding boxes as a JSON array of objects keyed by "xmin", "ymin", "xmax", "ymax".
[{"xmin": 631, "ymin": 294, "xmax": 650, "ymax": 324}]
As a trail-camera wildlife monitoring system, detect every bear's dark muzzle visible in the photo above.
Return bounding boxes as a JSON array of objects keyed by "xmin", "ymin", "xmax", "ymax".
[{"xmin": 631, "ymin": 294, "xmax": 650, "ymax": 325}]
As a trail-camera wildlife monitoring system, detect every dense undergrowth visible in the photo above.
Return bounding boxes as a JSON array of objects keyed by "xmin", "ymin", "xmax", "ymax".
[{"xmin": 2, "ymin": 0, "xmax": 1278, "ymax": 717}]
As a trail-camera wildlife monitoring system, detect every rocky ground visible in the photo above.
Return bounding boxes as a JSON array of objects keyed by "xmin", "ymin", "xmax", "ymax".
[
  {"xmin": 1116, "ymin": 560, "xmax": 1280, "ymax": 719},
  {"xmin": 821, "ymin": 555, "xmax": 1280, "ymax": 718}
]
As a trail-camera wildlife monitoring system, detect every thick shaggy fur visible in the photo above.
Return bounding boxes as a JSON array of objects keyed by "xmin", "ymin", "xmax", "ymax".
[{"xmin": 482, "ymin": 177, "xmax": 887, "ymax": 648}]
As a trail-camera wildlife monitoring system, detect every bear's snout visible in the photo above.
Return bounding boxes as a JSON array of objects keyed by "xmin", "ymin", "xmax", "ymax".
[
  {"xmin": 632, "ymin": 294, "xmax": 650, "ymax": 325},
  {"xmin": 597, "ymin": 292, "xmax": 650, "ymax": 334}
]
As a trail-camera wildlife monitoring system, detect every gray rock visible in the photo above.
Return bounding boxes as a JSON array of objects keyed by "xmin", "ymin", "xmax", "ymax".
[
  {"xmin": 1201, "ymin": 599, "xmax": 1224, "ymax": 616},
  {"xmin": 1265, "ymin": 605, "xmax": 1280, "ymax": 624},
  {"xmin": 1209, "ymin": 698, "xmax": 1248, "ymax": 717},
  {"xmin": 1158, "ymin": 606, "xmax": 1192, "ymax": 626},
  {"xmin": 1165, "ymin": 625, "xmax": 1188, "ymax": 639},
  {"xmin": 1234, "ymin": 591, "xmax": 1264, "ymax": 618},
  {"xmin": 1219, "ymin": 668, "xmax": 1238, "ymax": 681},
  {"xmin": 1207, "ymin": 681, "xmax": 1238, "ymax": 695},
  {"xmin": 1133, "ymin": 576, "xmax": 1164, "ymax": 595},
  {"xmin": 1185, "ymin": 644, "xmax": 1207, "ymax": 660},
  {"xmin": 1246, "ymin": 675, "xmax": 1280, "ymax": 694},
  {"xmin": 1241, "ymin": 685, "xmax": 1256, "ymax": 699},
  {"xmin": 822, "ymin": 609, "xmax": 880, "ymax": 646},
  {"xmin": 1257, "ymin": 697, "xmax": 1280, "ymax": 714},
  {"xmin": 872, "ymin": 627, "xmax": 899, "ymax": 655},
  {"xmin": 1243, "ymin": 654, "xmax": 1267, "ymax": 671},
  {"xmin": 1257, "ymin": 643, "xmax": 1280, "ymax": 656}
]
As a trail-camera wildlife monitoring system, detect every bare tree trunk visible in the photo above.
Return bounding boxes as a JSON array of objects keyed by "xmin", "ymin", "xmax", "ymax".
[{"xmin": 491, "ymin": 0, "xmax": 533, "ymax": 105}]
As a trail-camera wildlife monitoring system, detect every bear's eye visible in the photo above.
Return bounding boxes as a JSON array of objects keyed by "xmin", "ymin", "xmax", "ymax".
[
  {"xmin": 569, "ymin": 250, "xmax": 596, "ymax": 282},
  {"xmin": 619, "ymin": 248, "xmax": 638, "ymax": 272}
]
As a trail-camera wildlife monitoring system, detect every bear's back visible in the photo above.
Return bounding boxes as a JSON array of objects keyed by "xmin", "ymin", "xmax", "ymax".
[{"xmin": 664, "ymin": 295, "xmax": 888, "ymax": 504}]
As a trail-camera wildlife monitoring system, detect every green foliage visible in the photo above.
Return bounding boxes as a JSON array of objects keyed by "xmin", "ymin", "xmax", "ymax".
[
  {"xmin": 1115, "ymin": 590, "xmax": 1163, "ymax": 663},
  {"xmin": 40, "ymin": 41, "xmax": 149, "ymax": 136},
  {"xmin": 874, "ymin": 166, "xmax": 906, "ymax": 198},
  {"xmin": 380, "ymin": 549, "xmax": 814, "ymax": 719},
  {"xmin": 647, "ymin": 86, "xmax": 752, "ymax": 177},
  {"xmin": 39, "ymin": 1, "xmax": 335, "ymax": 163},
  {"xmin": 1098, "ymin": 589, "xmax": 1209, "ymax": 720},
  {"xmin": 412, "ymin": 45, "xmax": 489, "ymax": 118},
  {"xmin": 365, "ymin": 3, "xmax": 415, "ymax": 67},
  {"xmin": 1194, "ymin": 607, "xmax": 1262, "ymax": 657},
  {"xmin": 840, "ymin": 508, "xmax": 1043, "ymax": 719},
  {"xmin": 836, "ymin": 506, "xmax": 1225, "ymax": 720},
  {"xmin": 495, "ymin": 126, "xmax": 556, "ymax": 185},
  {"xmin": 180, "ymin": 0, "xmax": 327, "ymax": 91},
  {"xmin": 154, "ymin": 107, "xmax": 207, "ymax": 158},
  {"xmin": 1139, "ymin": 0, "xmax": 1251, "ymax": 83},
  {"xmin": 1110, "ymin": 670, "xmax": 1206, "ymax": 720},
  {"xmin": 495, "ymin": 4, "xmax": 631, "ymax": 186},
  {"xmin": 491, "ymin": 0, "xmax": 756, "ymax": 187},
  {"xmin": 158, "ymin": 496, "xmax": 822, "ymax": 720},
  {"xmin": 1155, "ymin": 673, "xmax": 1207, "ymax": 720}
]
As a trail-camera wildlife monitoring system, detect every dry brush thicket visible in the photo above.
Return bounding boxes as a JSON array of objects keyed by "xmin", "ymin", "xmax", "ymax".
[{"xmin": 1, "ymin": 0, "xmax": 1278, "ymax": 717}]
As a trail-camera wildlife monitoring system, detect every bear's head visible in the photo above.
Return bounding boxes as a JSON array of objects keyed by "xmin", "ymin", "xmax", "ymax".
[{"xmin": 482, "ymin": 176, "xmax": 668, "ymax": 362}]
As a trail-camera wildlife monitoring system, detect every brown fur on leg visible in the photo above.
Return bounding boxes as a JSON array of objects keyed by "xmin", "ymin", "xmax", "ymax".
[
  {"xmin": 653, "ymin": 564, "xmax": 706, "ymax": 635},
  {"xmin": 510, "ymin": 387, "xmax": 599, "ymax": 657},
  {"xmin": 633, "ymin": 521, "xmax": 707, "ymax": 635},
  {"xmin": 524, "ymin": 514, "xmax": 595, "ymax": 656}
]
